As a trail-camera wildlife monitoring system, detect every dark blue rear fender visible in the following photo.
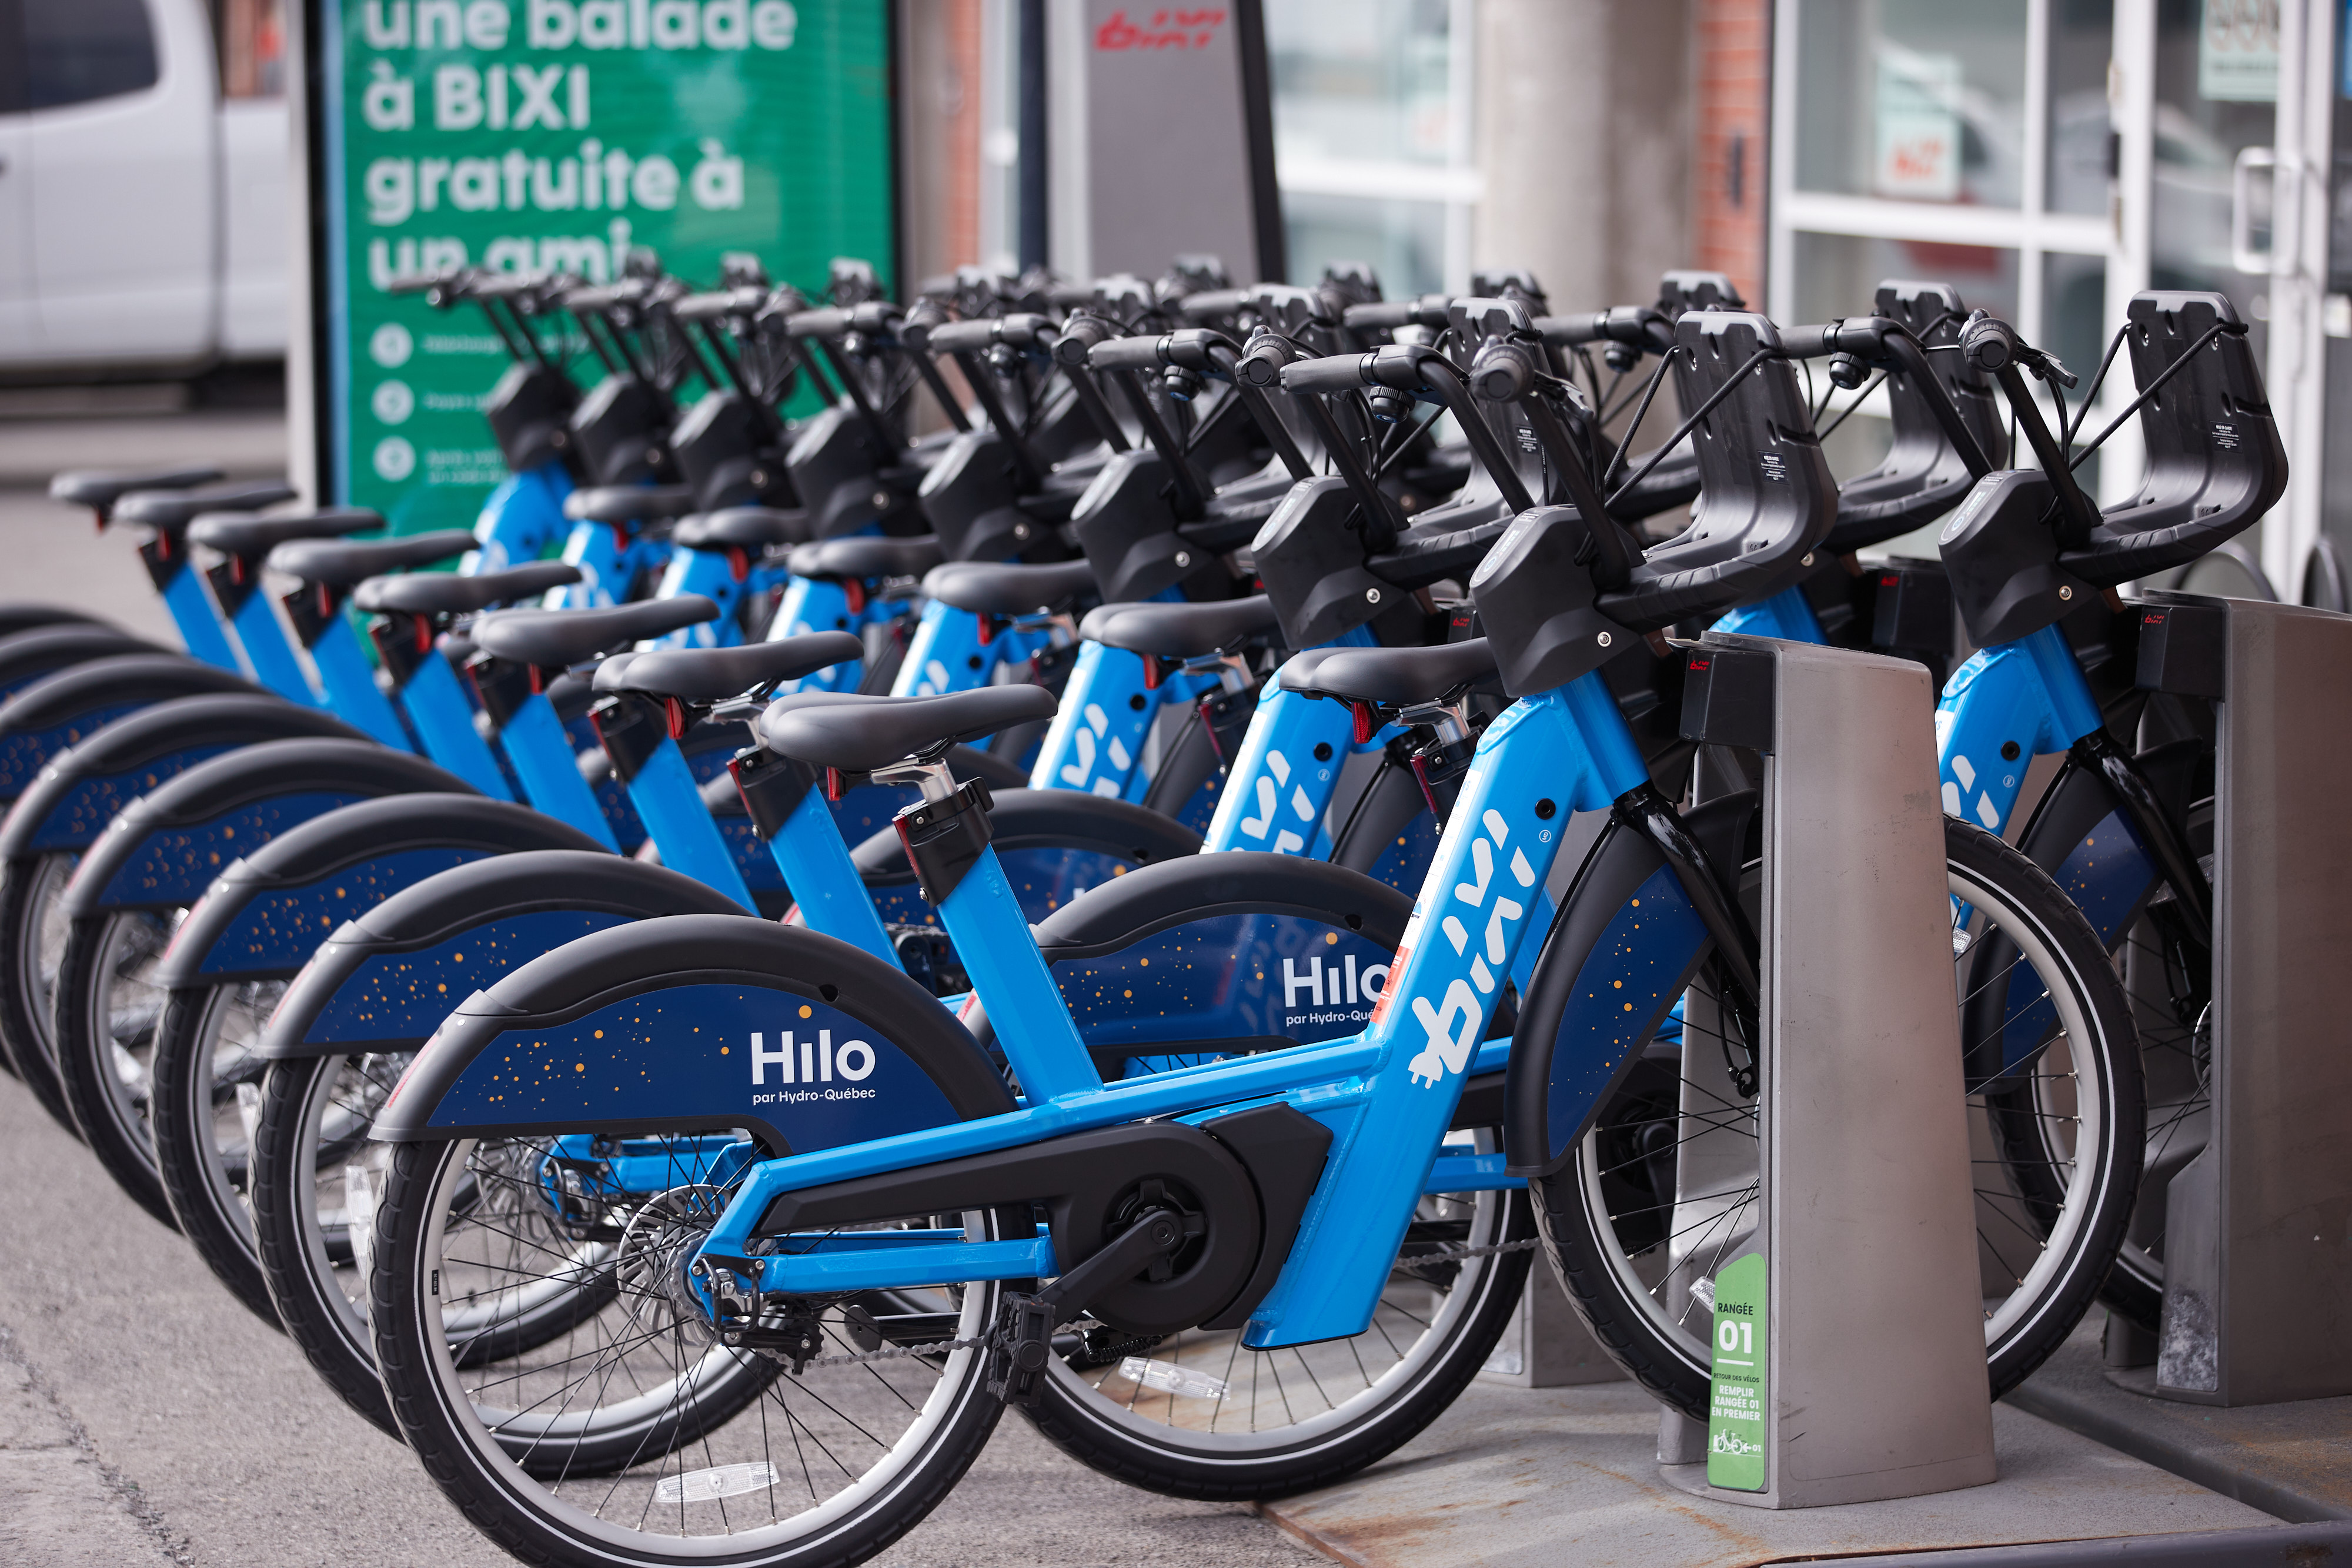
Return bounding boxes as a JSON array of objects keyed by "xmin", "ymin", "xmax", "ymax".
[
  {"xmin": 56, "ymin": 740, "xmax": 475, "ymax": 916},
  {"xmin": 0, "ymin": 693, "xmax": 362, "ymax": 858},
  {"xmin": 155, "ymin": 794, "xmax": 605, "ymax": 986},
  {"xmin": 260, "ymin": 849, "xmax": 749, "ymax": 1060},
  {"xmin": 370, "ymin": 915, "xmax": 1011, "ymax": 1146}
]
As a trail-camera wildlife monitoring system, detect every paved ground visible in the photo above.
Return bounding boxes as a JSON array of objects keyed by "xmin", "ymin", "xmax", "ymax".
[
  {"xmin": 0, "ymin": 403, "xmax": 1317, "ymax": 1568},
  {"xmin": 0, "ymin": 1069, "xmax": 1315, "ymax": 1568},
  {"xmin": 1261, "ymin": 1376, "xmax": 2278, "ymax": 1568}
]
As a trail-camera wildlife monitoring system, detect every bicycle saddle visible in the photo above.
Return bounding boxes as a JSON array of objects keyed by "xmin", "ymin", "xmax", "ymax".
[
  {"xmin": 673, "ymin": 506, "xmax": 810, "ymax": 551},
  {"xmin": 1081, "ymin": 594, "xmax": 1279, "ymax": 658},
  {"xmin": 355, "ymin": 561, "xmax": 583, "ymax": 615},
  {"xmin": 51, "ymin": 464, "xmax": 222, "ymax": 520},
  {"xmin": 269, "ymin": 529, "xmax": 477, "ymax": 586},
  {"xmin": 187, "ymin": 507, "xmax": 382, "ymax": 558},
  {"xmin": 472, "ymin": 596, "xmax": 720, "ymax": 669},
  {"xmin": 921, "ymin": 559, "xmax": 1097, "ymax": 616},
  {"xmin": 1285, "ymin": 637, "xmax": 1499, "ymax": 708},
  {"xmin": 2060, "ymin": 291, "xmax": 2286, "ymax": 587},
  {"xmin": 595, "ymin": 632, "xmax": 863, "ymax": 701},
  {"xmin": 564, "ymin": 484, "xmax": 698, "ymax": 524},
  {"xmin": 113, "ymin": 479, "xmax": 297, "ymax": 533},
  {"xmin": 787, "ymin": 534, "xmax": 943, "ymax": 582},
  {"xmin": 757, "ymin": 684, "xmax": 1060, "ymax": 772}
]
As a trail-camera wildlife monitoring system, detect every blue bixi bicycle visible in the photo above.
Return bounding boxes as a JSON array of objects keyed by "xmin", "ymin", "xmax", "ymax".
[{"xmin": 352, "ymin": 304, "xmax": 2143, "ymax": 1568}]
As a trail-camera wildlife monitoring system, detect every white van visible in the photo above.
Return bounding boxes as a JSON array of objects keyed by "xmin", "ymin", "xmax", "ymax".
[{"xmin": 0, "ymin": 0, "xmax": 288, "ymax": 377}]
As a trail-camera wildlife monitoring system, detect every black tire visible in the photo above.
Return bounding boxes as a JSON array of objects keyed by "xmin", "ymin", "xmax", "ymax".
[
  {"xmin": 371, "ymin": 1132, "xmax": 1011, "ymax": 1566},
  {"xmin": 252, "ymin": 1051, "xmax": 409, "ymax": 1436},
  {"xmin": 1534, "ymin": 818, "xmax": 2144, "ymax": 1419},
  {"xmin": 1024, "ymin": 1164, "xmax": 1531, "ymax": 1501},
  {"xmin": 0, "ymin": 851, "xmax": 83, "ymax": 1134},
  {"xmin": 151, "ymin": 979, "xmax": 290, "ymax": 1325},
  {"xmin": 54, "ymin": 908, "xmax": 180, "ymax": 1226}
]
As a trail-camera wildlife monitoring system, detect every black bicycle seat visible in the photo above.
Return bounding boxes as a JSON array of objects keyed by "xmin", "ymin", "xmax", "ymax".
[
  {"xmin": 597, "ymin": 633, "xmax": 863, "ymax": 701},
  {"xmin": 269, "ymin": 529, "xmax": 478, "ymax": 587},
  {"xmin": 113, "ymin": 479, "xmax": 297, "ymax": 533},
  {"xmin": 355, "ymin": 561, "xmax": 583, "ymax": 615},
  {"xmin": 789, "ymin": 534, "xmax": 943, "ymax": 581},
  {"xmin": 758, "ymin": 684, "xmax": 1060, "ymax": 771},
  {"xmin": 921, "ymin": 560, "xmax": 1097, "ymax": 616},
  {"xmin": 188, "ymin": 508, "xmax": 383, "ymax": 558},
  {"xmin": 564, "ymin": 484, "xmax": 698, "ymax": 524},
  {"xmin": 1081, "ymin": 594, "xmax": 1279, "ymax": 658},
  {"xmin": 472, "ymin": 596, "xmax": 720, "ymax": 668},
  {"xmin": 1287, "ymin": 638, "xmax": 1498, "ymax": 707},
  {"xmin": 674, "ymin": 506, "xmax": 810, "ymax": 551},
  {"xmin": 51, "ymin": 464, "xmax": 222, "ymax": 518}
]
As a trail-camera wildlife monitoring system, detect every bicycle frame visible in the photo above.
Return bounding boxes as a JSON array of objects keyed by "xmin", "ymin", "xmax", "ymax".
[{"xmin": 686, "ymin": 666, "xmax": 1647, "ymax": 1349}]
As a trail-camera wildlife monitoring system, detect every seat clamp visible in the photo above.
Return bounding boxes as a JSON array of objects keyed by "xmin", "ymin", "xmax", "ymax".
[{"xmin": 893, "ymin": 778, "xmax": 997, "ymax": 905}]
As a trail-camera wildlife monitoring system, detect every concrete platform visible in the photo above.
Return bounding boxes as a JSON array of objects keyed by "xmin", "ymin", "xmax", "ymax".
[
  {"xmin": 1259, "ymin": 1379, "xmax": 2280, "ymax": 1567},
  {"xmin": 2008, "ymin": 1315, "xmax": 2352, "ymax": 1523}
]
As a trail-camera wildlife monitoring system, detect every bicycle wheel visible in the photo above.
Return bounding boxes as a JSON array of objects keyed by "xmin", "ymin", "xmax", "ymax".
[
  {"xmin": 150, "ymin": 978, "xmax": 290, "ymax": 1324},
  {"xmin": 252, "ymin": 1050, "xmax": 413, "ymax": 1435},
  {"xmin": 0, "ymin": 850, "xmax": 83, "ymax": 1133},
  {"xmin": 372, "ymin": 1131, "xmax": 1009, "ymax": 1568},
  {"xmin": 1025, "ymin": 1130, "xmax": 1531, "ymax": 1501},
  {"xmin": 54, "ymin": 907, "xmax": 181, "ymax": 1225},
  {"xmin": 1535, "ymin": 817, "xmax": 2144, "ymax": 1417}
]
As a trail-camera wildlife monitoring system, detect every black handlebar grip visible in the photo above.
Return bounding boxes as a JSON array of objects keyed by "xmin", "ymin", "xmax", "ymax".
[
  {"xmin": 924, "ymin": 319, "xmax": 1003, "ymax": 354},
  {"xmin": 1278, "ymin": 353, "xmax": 1377, "ymax": 393},
  {"xmin": 1178, "ymin": 289, "xmax": 1251, "ymax": 320},
  {"xmin": 1343, "ymin": 300, "xmax": 1415, "ymax": 330},
  {"xmin": 783, "ymin": 307, "xmax": 854, "ymax": 342},
  {"xmin": 1085, "ymin": 336, "xmax": 1170, "ymax": 372}
]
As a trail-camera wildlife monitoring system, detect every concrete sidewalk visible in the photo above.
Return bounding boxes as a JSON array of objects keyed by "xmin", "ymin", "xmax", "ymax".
[{"xmin": 1259, "ymin": 1376, "xmax": 2281, "ymax": 1568}]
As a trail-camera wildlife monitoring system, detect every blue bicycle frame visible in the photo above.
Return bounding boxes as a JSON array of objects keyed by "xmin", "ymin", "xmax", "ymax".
[
  {"xmin": 648, "ymin": 546, "xmax": 794, "ymax": 650},
  {"xmin": 465, "ymin": 461, "xmax": 575, "ymax": 574},
  {"xmin": 687, "ymin": 667, "xmax": 1647, "ymax": 1349}
]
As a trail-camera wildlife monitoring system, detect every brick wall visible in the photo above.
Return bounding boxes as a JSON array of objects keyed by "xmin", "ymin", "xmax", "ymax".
[{"xmin": 1692, "ymin": 0, "xmax": 1769, "ymax": 305}]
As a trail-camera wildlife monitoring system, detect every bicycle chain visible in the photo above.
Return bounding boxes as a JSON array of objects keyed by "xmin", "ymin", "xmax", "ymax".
[{"xmin": 757, "ymin": 1238, "xmax": 1547, "ymax": 1372}]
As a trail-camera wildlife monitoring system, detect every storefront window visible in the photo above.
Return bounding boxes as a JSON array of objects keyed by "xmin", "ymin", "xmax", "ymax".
[
  {"xmin": 2047, "ymin": 0, "xmax": 2117, "ymax": 215},
  {"xmin": 1267, "ymin": 0, "xmax": 1474, "ymax": 293},
  {"xmin": 1793, "ymin": 0, "xmax": 2031, "ymax": 209}
]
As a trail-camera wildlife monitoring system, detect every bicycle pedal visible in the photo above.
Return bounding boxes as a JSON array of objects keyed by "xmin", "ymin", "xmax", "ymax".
[{"xmin": 985, "ymin": 1294, "xmax": 1056, "ymax": 1407}]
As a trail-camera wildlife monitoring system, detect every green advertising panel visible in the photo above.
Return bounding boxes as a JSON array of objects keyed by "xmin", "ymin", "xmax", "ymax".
[{"xmin": 315, "ymin": 0, "xmax": 895, "ymax": 530}]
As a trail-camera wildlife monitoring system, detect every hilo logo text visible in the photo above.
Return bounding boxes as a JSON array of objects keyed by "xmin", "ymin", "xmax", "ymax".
[
  {"xmin": 1280, "ymin": 952, "xmax": 1388, "ymax": 1025},
  {"xmin": 747, "ymin": 1029, "xmax": 876, "ymax": 1106},
  {"xmin": 1392, "ymin": 807, "xmax": 1538, "ymax": 1088}
]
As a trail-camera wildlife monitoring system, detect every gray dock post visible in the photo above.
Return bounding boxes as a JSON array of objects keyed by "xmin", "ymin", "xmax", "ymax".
[{"xmin": 1659, "ymin": 633, "xmax": 1997, "ymax": 1507}]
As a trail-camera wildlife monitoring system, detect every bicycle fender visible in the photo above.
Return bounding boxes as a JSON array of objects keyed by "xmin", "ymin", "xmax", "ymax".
[
  {"xmin": 2010, "ymin": 752, "xmax": 2172, "ymax": 950},
  {"xmin": 0, "ymin": 624, "xmax": 171, "ymax": 704},
  {"xmin": 962, "ymin": 851, "xmax": 1412, "ymax": 1075},
  {"xmin": 0, "ymin": 693, "xmax": 358, "ymax": 859},
  {"xmin": 155, "ymin": 795, "xmax": 605, "ymax": 988},
  {"xmin": 0, "ymin": 654, "xmax": 268, "ymax": 801},
  {"xmin": 369, "ymin": 915, "xmax": 1010, "ymax": 1151},
  {"xmin": 260, "ymin": 850, "xmax": 747, "ymax": 1059},
  {"xmin": 1504, "ymin": 791, "xmax": 1756, "ymax": 1178},
  {"xmin": 58, "ymin": 740, "xmax": 473, "ymax": 917}
]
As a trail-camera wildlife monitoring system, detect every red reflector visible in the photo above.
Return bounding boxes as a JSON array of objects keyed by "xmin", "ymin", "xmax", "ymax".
[{"xmin": 1351, "ymin": 703, "xmax": 1375, "ymax": 744}]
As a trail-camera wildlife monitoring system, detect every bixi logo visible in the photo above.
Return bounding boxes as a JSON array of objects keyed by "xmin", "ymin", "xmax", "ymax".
[
  {"xmin": 1389, "ymin": 807, "xmax": 1538, "ymax": 1088},
  {"xmin": 1056, "ymin": 701, "xmax": 1131, "ymax": 797},
  {"xmin": 1235, "ymin": 747, "xmax": 1316, "ymax": 855},
  {"xmin": 747, "ymin": 1030, "xmax": 876, "ymax": 1105}
]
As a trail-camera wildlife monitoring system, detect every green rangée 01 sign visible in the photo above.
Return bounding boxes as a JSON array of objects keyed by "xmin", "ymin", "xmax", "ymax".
[{"xmin": 319, "ymin": 0, "xmax": 896, "ymax": 530}]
